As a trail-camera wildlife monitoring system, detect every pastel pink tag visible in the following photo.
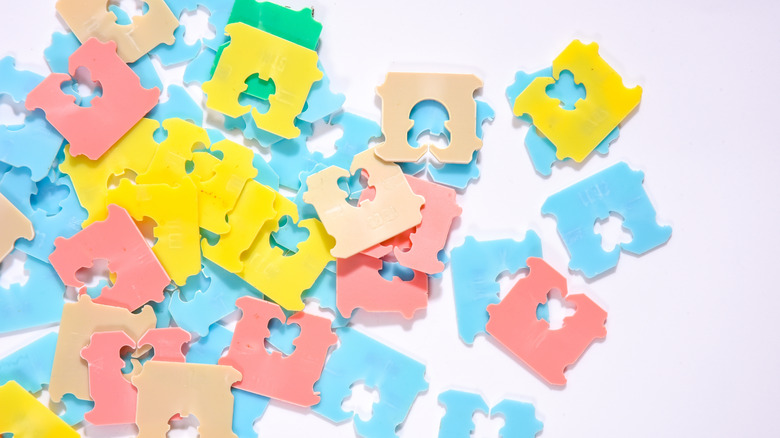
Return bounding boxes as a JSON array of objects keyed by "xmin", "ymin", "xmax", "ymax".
[
  {"xmin": 337, "ymin": 253, "xmax": 429, "ymax": 319},
  {"xmin": 80, "ymin": 328, "xmax": 190, "ymax": 425},
  {"xmin": 486, "ymin": 257, "xmax": 607, "ymax": 386},
  {"xmin": 49, "ymin": 204, "xmax": 170, "ymax": 311},
  {"xmin": 219, "ymin": 297, "xmax": 337, "ymax": 407},
  {"xmin": 25, "ymin": 38, "xmax": 159, "ymax": 160},
  {"xmin": 361, "ymin": 175, "xmax": 461, "ymax": 274}
]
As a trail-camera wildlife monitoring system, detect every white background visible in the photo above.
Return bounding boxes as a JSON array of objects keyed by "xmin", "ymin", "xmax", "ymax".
[{"xmin": 1, "ymin": 0, "xmax": 779, "ymax": 437}]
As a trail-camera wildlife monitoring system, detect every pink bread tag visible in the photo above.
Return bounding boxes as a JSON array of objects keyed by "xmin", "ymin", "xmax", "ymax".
[
  {"xmin": 49, "ymin": 204, "xmax": 170, "ymax": 311},
  {"xmin": 361, "ymin": 175, "xmax": 461, "ymax": 274},
  {"xmin": 337, "ymin": 253, "xmax": 429, "ymax": 319},
  {"xmin": 25, "ymin": 38, "xmax": 159, "ymax": 160},
  {"xmin": 80, "ymin": 328, "xmax": 190, "ymax": 425},
  {"xmin": 219, "ymin": 297, "xmax": 337, "ymax": 407},
  {"xmin": 486, "ymin": 257, "xmax": 607, "ymax": 386}
]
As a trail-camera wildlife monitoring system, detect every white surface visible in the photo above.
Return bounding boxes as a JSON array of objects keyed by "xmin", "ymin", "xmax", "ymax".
[{"xmin": 1, "ymin": 0, "xmax": 779, "ymax": 437}]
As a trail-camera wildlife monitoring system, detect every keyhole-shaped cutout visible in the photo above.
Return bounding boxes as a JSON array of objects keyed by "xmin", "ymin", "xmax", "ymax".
[
  {"xmin": 166, "ymin": 414, "xmax": 200, "ymax": 437},
  {"xmin": 378, "ymin": 258, "xmax": 415, "ymax": 281},
  {"xmin": 134, "ymin": 217, "xmax": 159, "ymax": 247},
  {"xmin": 471, "ymin": 409, "xmax": 505, "ymax": 438},
  {"xmin": 75, "ymin": 258, "xmax": 115, "ymax": 289},
  {"xmin": 238, "ymin": 76, "xmax": 276, "ymax": 115},
  {"xmin": 337, "ymin": 169, "xmax": 369, "ymax": 207},
  {"xmin": 185, "ymin": 144, "xmax": 216, "ymax": 175},
  {"xmin": 119, "ymin": 344, "xmax": 154, "ymax": 375},
  {"xmin": 107, "ymin": 169, "xmax": 138, "ymax": 190},
  {"xmin": 545, "ymin": 70, "xmax": 586, "ymax": 110},
  {"xmin": 342, "ymin": 382, "xmax": 380, "ymax": 421},
  {"xmin": 179, "ymin": 6, "xmax": 215, "ymax": 45},
  {"xmin": 594, "ymin": 212, "xmax": 633, "ymax": 251},
  {"xmin": 47, "ymin": 394, "xmax": 95, "ymax": 422},
  {"xmin": 408, "ymin": 99, "xmax": 450, "ymax": 150},
  {"xmin": 60, "ymin": 66, "xmax": 103, "ymax": 108},
  {"xmin": 270, "ymin": 215, "xmax": 310, "ymax": 255},
  {"xmin": 264, "ymin": 318, "xmax": 301, "ymax": 357},
  {"xmin": 0, "ymin": 251, "xmax": 30, "ymax": 288},
  {"xmin": 537, "ymin": 288, "xmax": 576, "ymax": 330},
  {"xmin": 30, "ymin": 178, "xmax": 69, "ymax": 216},
  {"xmin": 108, "ymin": 0, "xmax": 148, "ymax": 23}
]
